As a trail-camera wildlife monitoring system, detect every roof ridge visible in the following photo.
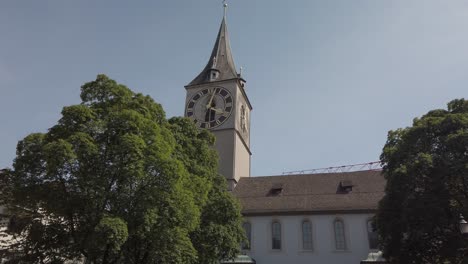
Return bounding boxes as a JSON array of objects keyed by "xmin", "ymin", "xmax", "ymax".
[
  {"xmin": 245, "ymin": 170, "xmax": 382, "ymax": 179},
  {"xmin": 235, "ymin": 191, "xmax": 385, "ymax": 199}
]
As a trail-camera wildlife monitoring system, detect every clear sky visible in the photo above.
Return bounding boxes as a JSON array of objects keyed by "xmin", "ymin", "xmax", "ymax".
[{"xmin": 0, "ymin": 0, "xmax": 467, "ymax": 176}]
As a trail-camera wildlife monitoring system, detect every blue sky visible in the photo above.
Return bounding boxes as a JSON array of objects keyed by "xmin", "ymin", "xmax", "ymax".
[{"xmin": 0, "ymin": 0, "xmax": 467, "ymax": 176}]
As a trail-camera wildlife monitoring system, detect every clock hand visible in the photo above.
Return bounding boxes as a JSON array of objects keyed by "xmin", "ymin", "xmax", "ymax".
[
  {"xmin": 210, "ymin": 107, "xmax": 227, "ymax": 115},
  {"xmin": 206, "ymin": 91, "xmax": 216, "ymax": 109}
]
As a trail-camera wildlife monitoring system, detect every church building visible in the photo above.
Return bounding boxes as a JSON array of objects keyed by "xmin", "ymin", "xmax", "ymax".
[{"xmin": 184, "ymin": 5, "xmax": 386, "ymax": 264}]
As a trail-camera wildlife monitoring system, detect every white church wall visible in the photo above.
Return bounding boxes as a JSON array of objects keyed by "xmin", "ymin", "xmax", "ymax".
[{"xmin": 243, "ymin": 213, "xmax": 375, "ymax": 264}]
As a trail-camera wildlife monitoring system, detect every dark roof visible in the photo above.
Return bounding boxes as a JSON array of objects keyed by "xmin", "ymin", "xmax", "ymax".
[
  {"xmin": 187, "ymin": 16, "xmax": 238, "ymax": 86},
  {"xmin": 232, "ymin": 170, "xmax": 385, "ymax": 215}
]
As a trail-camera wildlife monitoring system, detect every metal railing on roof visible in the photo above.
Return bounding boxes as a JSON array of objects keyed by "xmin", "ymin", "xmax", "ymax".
[{"xmin": 282, "ymin": 161, "xmax": 382, "ymax": 175}]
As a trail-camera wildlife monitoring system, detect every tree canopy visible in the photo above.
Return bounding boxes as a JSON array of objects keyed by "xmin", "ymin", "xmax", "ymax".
[
  {"xmin": 0, "ymin": 75, "xmax": 244, "ymax": 264},
  {"xmin": 375, "ymin": 99, "xmax": 468, "ymax": 264}
]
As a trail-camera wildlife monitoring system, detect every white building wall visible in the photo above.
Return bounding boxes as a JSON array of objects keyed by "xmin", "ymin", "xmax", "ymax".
[{"xmin": 244, "ymin": 213, "xmax": 375, "ymax": 264}]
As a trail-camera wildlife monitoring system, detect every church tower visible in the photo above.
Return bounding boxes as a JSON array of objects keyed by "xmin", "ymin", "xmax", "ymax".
[{"xmin": 184, "ymin": 4, "xmax": 252, "ymax": 190}]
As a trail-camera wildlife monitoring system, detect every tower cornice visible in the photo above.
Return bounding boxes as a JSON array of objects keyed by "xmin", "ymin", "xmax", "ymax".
[{"xmin": 185, "ymin": 78, "xmax": 252, "ymax": 111}]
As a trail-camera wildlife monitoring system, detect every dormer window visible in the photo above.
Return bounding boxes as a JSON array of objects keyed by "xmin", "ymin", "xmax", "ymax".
[
  {"xmin": 268, "ymin": 183, "xmax": 283, "ymax": 196},
  {"xmin": 209, "ymin": 69, "xmax": 220, "ymax": 82},
  {"xmin": 337, "ymin": 180, "xmax": 353, "ymax": 194}
]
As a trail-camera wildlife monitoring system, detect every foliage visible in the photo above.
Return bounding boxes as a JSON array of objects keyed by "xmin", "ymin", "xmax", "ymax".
[
  {"xmin": 0, "ymin": 75, "xmax": 244, "ymax": 264},
  {"xmin": 169, "ymin": 117, "xmax": 245, "ymax": 264},
  {"xmin": 375, "ymin": 99, "xmax": 468, "ymax": 264}
]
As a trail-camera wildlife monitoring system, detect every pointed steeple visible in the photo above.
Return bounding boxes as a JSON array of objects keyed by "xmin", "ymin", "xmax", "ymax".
[{"xmin": 187, "ymin": 6, "xmax": 238, "ymax": 86}]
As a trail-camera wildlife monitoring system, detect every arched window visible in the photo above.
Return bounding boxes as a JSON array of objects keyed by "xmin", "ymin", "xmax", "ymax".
[
  {"xmin": 240, "ymin": 105, "xmax": 246, "ymax": 132},
  {"xmin": 302, "ymin": 220, "xmax": 313, "ymax": 250},
  {"xmin": 334, "ymin": 219, "xmax": 346, "ymax": 250},
  {"xmin": 271, "ymin": 221, "xmax": 281, "ymax": 250},
  {"xmin": 242, "ymin": 222, "xmax": 251, "ymax": 250},
  {"xmin": 367, "ymin": 219, "xmax": 379, "ymax": 250}
]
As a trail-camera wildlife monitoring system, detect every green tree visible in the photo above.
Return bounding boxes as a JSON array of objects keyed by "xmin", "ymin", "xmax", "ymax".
[
  {"xmin": 375, "ymin": 99, "xmax": 468, "ymax": 264},
  {"xmin": 0, "ymin": 75, "xmax": 244, "ymax": 264},
  {"xmin": 168, "ymin": 117, "xmax": 245, "ymax": 264}
]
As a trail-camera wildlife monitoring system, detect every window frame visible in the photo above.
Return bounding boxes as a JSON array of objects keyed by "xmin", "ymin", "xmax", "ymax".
[
  {"xmin": 333, "ymin": 218, "xmax": 347, "ymax": 251},
  {"xmin": 366, "ymin": 218, "xmax": 379, "ymax": 250},
  {"xmin": 241, "ymin": 221, "xmax": 252, "ymax": 251},
  {"xmin": 271, "ymin": 220, "xmax": 282, "ymax": 250},
  {"xmin": 301, "ymin": 219, "xmax": 314, "ymax": 251}
]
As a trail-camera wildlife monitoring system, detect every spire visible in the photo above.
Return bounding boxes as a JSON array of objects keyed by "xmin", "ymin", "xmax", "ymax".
[
  {"xmin": 223, "ymin": 0, "xmax": 228, "ymax": 18},
  {"xmin": 187, "ymin": 2, "xmax": 238, "ymax": 86}
]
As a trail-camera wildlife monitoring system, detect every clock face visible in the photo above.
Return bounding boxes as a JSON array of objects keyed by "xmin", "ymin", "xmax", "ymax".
[{"xmin": 185, "ymin": 87, "xmax": 233, "ymax": 129}]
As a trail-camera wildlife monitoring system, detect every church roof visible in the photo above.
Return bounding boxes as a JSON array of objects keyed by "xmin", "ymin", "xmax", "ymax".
[
  {"xmin": 232, "ymin": 170, "xmax": 385, "ymax": 215},
  {"xmin": 187, "ymin": 16, "xmax": 238, "ymax": 86}
]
